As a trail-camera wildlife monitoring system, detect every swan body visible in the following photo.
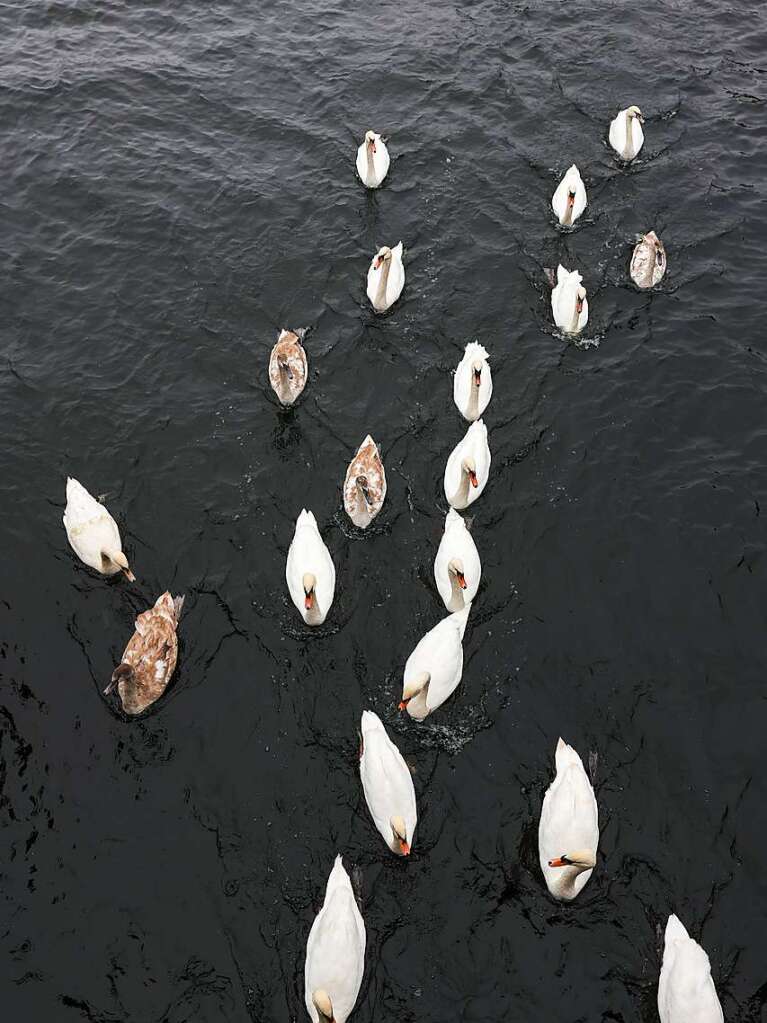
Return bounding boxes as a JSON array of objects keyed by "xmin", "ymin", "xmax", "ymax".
[
  {"xmin": 63, "ymin": 477, "xmax": 135, "ymax": 580},
  {"xmin": 359, "ymin": 710, "xmax": 417, "ymax": 855},
  {"xmin": 658, "ymin": 915, "xmax": 724, "ymax": 1023},
  {"xmin": 609, "ymin": 105, "xmax": 645, "ymax": 160},
  {"xmin": 269, "ymin": 328, "xmax": 308, "ymax": 406},
  {"xmin": 107, "ymin": 592, "xmax": 184, "ymax": 715},
  {"xmin": 443, "ymin": 420, "xmax": 491, "ymax": 510},
  {"xmin": 453, "ymin": 342, "xmax": 492, "ymax": 422},
  {"xmin": 552, "ymin": 164, "xmax": 587, "ymax": 227},
  {"xmin": 304, "ymin": 855, "xmax": 366, "ymax": 1023},
  {"xmin": 343, "ymin": 435, "xmax": 386, "ymax": 529},
  {"xmin": 434, "ymin": 508, "xmax": 481, "ymax": 613},
  {"xmin": 366, "ymin": 242, "xmax": 404, "ymax": 313},
  {"xmin": 630, "ymin": 230, "xmax": 666, "ymax": 289},
  {"xmin": 400, "ymin": 605, "xmax": 470, "ymax": 721},
  {"xmin": 551, "ymin": 264, "xmax": 588, "ymax": 335},
  {"xmin": 286, "ymin": 510, "xmax": 336, "ymax": 626},
  {"xmin": 356, "ymin": 130, "xmax": 390, "ymax": 188},
  {"xmin": 538, "ymin": 738, "xmax": 599, "ymax": 901}
]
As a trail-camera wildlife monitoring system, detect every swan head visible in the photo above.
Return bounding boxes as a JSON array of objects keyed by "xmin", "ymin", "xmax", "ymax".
[
  {"xmin": 373, "ymin": 245, "xmax": 392, "ymax": 270},
  {"xmin": 471, "ymin": 359, "xmax": 483, "ymax": 387},
  {"xmin": 461, "ymin": 456, "xmax": 478, "ymax": 488},
  {"xmin": 103, "ymin": 549, "xmax": 135, "ymax": 581},
  {"xmin": 574, "ymin": 286, "xmax": 586, "ymax": 315},
  {"xmin": 399, "ymin": 670, "xmax": 430, "ymax": 710},
  {"xmin": 548, "ymin": 849, "xmax": 596, "ymax": 871},
  {"xmin": 365, "ymin": 129, "xmax": 377, "ymax": 153},
  {"xmin": 627, "ymin": 105, "xmax": 644, "ymax": 123},
  {"xmin": 355, "ymin": 474, "xmax": 372, "ymax": 505},
  {"xmin": 277, "ymin": 355, "xmax": 294, "ymax": 381},
  {"xmin": 302, "ymin": 572, "xmax": 317, "ymax": 611},
  {"xmin": 448, "ymin": 557, "xmax": 467, "ymax": 589},
  {"xmin": 104, "ymin": 661, "xmax": 133, "ymax": 700},
  {"xmin": 312, "ymin": 989, "xmax": 335, "ymax": 1023},
  {"xmin": 390, "ymin": 815, "xmax": 410, "ymax": 855}
]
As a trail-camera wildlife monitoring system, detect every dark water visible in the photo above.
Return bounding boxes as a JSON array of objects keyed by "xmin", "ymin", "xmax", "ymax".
[{"xmin": 2, "ymin": 0, "xmax": 766, "ymax": 1019}]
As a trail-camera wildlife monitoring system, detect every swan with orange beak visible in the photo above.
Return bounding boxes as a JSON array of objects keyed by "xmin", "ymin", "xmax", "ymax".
[
  {"xmin": 366, "ymin": 241, "xmax": 405, "ymax": 313},
  {"xmin": 286, "ymin": 509, "xmax": 336, "ymax": 626},
  {"xmin": 443, "ymin": 420, "xmax": 491, "ymax": 509},
  {"xmin": 63, "ymin": 477, "xmax": 136, "ymax": 581},
  {"xmin": 355, "ymin": 130, "xmax": 390, "ymax": 188},
  {"xmin": 399, "ymin": 605, "xmax": 470, "ymax": 720},
  {"xmin": 453, "ymin": 342, "xmax": 492, "ymax": 421},
  {"xmin": 552, "ymin": 164, "xmax": 587, "ymax": 227},
  {"xmin": 359, "ymin": 711, "xmax": 417, "ymax": 855},
  {"xmin": 538, "ymin": 738, "xmax": 599, "ymax": 901},
  {"xmin": 550, "ymin": 264, "xmax": 588, "ymax": 335},
  {"xmin": 609, "ymin": 104, "xmax": 645, "ymax": 161},
  {"xmin": 434, "ymin": 508, "xmax": 481, "ymax": 612}
]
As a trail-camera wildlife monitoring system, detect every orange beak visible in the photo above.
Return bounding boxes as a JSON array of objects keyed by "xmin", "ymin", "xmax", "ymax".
[
  {"xmin": 468, "ymin": 470, "xmax": 478, "ymax": 488},
  {"xmin": 398, "ymin": 698, "xmax": 409, "ymax": 711},
  {"xmin": 456, "ymin": 572, "xmax": 467, "ymax": 589},
  {"xmin": 473, "ymin": 368, "xmax": 481, "ymax": 386},
  {"xmin": 374, "ymin": 256, "xmax": 382, "ymax": 270},
  {"xmin": 304, "ymin": 591, "xmax": 314, "ymax": 610},
  {"xmin": 369, "ymin": 139, "xmax": 377, "ymax": 154},
  {"xmin": 548, "ymin": 856, "xmax": 568, "ymax": 868},
  {"xmin": 399, "ymin": 839, "xmax": 410, "ymax": 855},
  {"xmin": 567, "ymin": 192, "xmax": 575, "ymax": 208}
]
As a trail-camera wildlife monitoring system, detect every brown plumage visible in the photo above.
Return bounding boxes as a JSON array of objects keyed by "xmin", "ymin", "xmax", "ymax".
[
  {"xmin": 268, "ymin": 328, "xmax": 308, "ymax": 406},
  {"xmin": 108, "ymin": 592, "xmax": 184, "ymax": 715},
  {"xmin": 343, "ymin": 435, "xmax": 386, "ymax": 529}
]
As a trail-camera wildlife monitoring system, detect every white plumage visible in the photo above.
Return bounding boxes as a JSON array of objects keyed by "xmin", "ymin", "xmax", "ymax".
[
  {"xmin": 366, "ymin": 241, "xmax": 405, "ymax": 313},
  {"xmin": 658, "ymin": 915, "xmax": 724, "ymax": 1023},
  {"xmin": 538, "ymin": 738, "xmax": 599, "ymax": 901},
  {"xmin": 443, "ymin": 420, "xmax": 491, "ymax": 510},
  {"xmin": 400, "ymin": 605, "xmax": 470, "ymax": 721},
  {"xmin": 433, "ymin": 508, "xmax": 481, "ymax": 612},
  {"xmin": 359, "ymin": 710, "xmax": 417, "ymax": 855},
  {"xmin": 355, "ymin": 130, "xmax": 390, "ymax": 188},
  {"xmin": 304, "ymin": 856, "xmax": 366, "ymax": 1023},
  {"xmin": 552, "ymin": 164, "xmax": 587, "ymax": 226},
  {"xmin": 453, "ymin": 342, "xmax": 492, "ymax": 422},
  {"xmin": 551, "ymin": 264, "xmax": 588, "ymax": 335},
  {"xmin": 63, "ymin": 477, "xmax": 134, "ymax": 579},
  {"xmin": 608, "ymin": 105, "xmax": 645, "ymax": 161},
  {"xmin": 286, "ymin": 509, "xmax": 336, "ymax": 626}
]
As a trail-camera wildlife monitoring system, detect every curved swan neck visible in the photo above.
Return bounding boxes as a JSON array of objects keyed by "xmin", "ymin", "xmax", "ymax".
[
  {"xmin": 622, "ymin": 110, "xmax": 634, "ymax": 159},
  {"xmin": 366, "ymin": 143, "xmax": 376, "ymax": 181},
  {"xmin": 561, "ymin": 193, "xmax": 574, "ymax": 227},
  {"xmin": 276, "ymin": 361, "xmax": 293, "ymax": 403},
  {"xmin": 553, "ymin": 864, "xmax": 587, "ymax": 899},
  {"xmin": 451, "ymin": 469, "xmax": 471, "ymax": 507},
  {"xmin": 568, "ymin": 297, "xmax": 581, "ymax": 334},
  {"xmin": 466, "ymin": 378, "xmax": 480, "ymax": 420},
  {"xmin": 374, "ymin": 258, "xmax": 392, "ymax": 309},
  {"xmin": 448, "ymin": 570, "xmax": 466, "ymax": 612},
  {"xmin": 304, "ymin": 596, "xmax": 323, "ymax": 625}
]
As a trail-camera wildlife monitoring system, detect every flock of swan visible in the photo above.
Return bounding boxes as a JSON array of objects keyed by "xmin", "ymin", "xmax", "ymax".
[{"xmin": 59, "ymin": 108, "xmax": 722, "ymax": 1023}]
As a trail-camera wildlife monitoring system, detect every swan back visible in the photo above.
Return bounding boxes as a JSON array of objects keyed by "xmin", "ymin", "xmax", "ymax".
[
  {"xmin": 359, "ymin": 710, "xmax": 417, "ymax": 854},
  {"xmin": 538, "ymin": 738, "xmax": 598, "ymax": 900},
  {"xmin": 658, "ymin": 915, "xmax": 724, "ymax": 1023},
  {"xmin": 551, "ymin": 264, "xmax": 588, "ymax": 334},
  {"xmin": 304, "ymin": 855, "xmax": 366, "ymax": 1023},
  {"xmin": 443, "ymin": 420, "xmax": 491, "ymax": 509},
  {"xmin": 286, "ymin": 509, "xmax": 336, "ymax": 625},
  {"xmin": 434, "ymin": 508, "xmax": 481, "ymax": 612},
  {"xmin": 551, "ymin": 164, "xmax": 587, "ymax": 226},
  {"xmin": 402, "ymin": 604, "xmax": 470, "ymax": 719},
  {"xmin": 453, "ymin": 342, "xmax": 492, "ymax": 421},
  {"xmin": 63, "ymin": 477, "xmax": 125, "ymax": 575}
]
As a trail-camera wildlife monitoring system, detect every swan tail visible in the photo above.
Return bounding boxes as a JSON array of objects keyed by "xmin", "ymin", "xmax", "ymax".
[
  {"xmin": 665, "ymin": 914, "xmax": 689, "ymax": 944},
  {"xmin": 360, "ymin": 709, "xmax": 383, "ymax": 735},
  {"xmin": 554, "ymin": 737, "xmax": 584, "ymax": 773},
  {"xmin": 464, "ymin": 341, "xmax": 490, "ymax": 361}
]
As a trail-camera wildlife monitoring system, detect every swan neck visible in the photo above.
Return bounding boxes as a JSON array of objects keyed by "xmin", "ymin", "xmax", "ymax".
[
  {"xmin": 374, "ymin": 258, "xmax": 392, "ymax": 310},
  {"xmin": 451, "ymin": 470, "xmax": 471, "ymax": 508},
  {"xmin": 561, "ymin": 200, "xmax": 573, "ymax": 227},
  {"xmin": 554, "ymin": 864, "xmax": 585, "ymax": 899},
  {"xmin": 465, "ymin": 379, "xmax": 480, "ymax": 420},
  {"xmin": 568, "ymin": 297, "xmax": 580, "ymax": 334},
  {"xmin": 304, "ymin": 597, "xmax": 323, "ymax": 625},
  {"xmin": 623, "ymin": 111, "xmax": 634, "ymax": 159},
  {"xmin": 276, "ymin": 362, "xmax": 293, "ymax": 403},
  {"xmin": 448, "ymin": 571, "xmax": 466, "ymax": 612},
  {"xmin": 366, "ymin": 144, "xmax": 376, "ymax": 182}
]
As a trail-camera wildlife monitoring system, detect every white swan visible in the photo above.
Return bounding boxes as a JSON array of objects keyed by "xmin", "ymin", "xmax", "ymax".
[
  {"xmin": 658, "ymin": 915, "xmax": 724, "ymax": 1023},
  {"xmin": 400, "ymin": 605, "xmax": 470, "ymax": 721},
  {"xmin": 63, "ymin": 477, "xmax": 135, "ymax": 580},
  {"xmin": 359, "ymin": 710, "xmax": 417, "ymax": 855},
  {"xmin": 434, "ymin": 508, "xmax": 481, "ymax": 613},
  {"xmin": 343, "ymin": 435, "xmax": 386, "ymax": 529},
  {"xmin": 286, "ymin": 510, "xmax": 336, "ymax": 626},
  {"xmin": 631, "ymin": 230, "xmax": 667, "ymax": 289},
  {"xmin": 304, "ymin": 855, "xmax": 365, "ymax": 1023},
  {"xmin": 269, "ymin": 328, "xmax": 308, "ymax": 406},
  {"xmin": 453, "ymin": 342, "xmax": 492, "ymax": 422},
  {"xmin": 552, "ymin": 164, "xmax": 587, "ymax": 227},
  {"xmin": 443, "ymin": 420, "xmax": 491, "ymax": 510},
  {"xmin": 356, "ymin": 130, "xmax": 390, "ymax": 188},
  {"xmin": 609, "ymin": 105, "xmax": 645, "ymax": 161},
  {"xmin": 366, "ymin": 242, "xmax": 404, "ymax": 313},
  {"xmin": 551, "ymin": 264, "xmax": 588, "ymax": 335},
  {"xmin": 538, "ymin": 738, "xmax": 599, "ymax": 901}
]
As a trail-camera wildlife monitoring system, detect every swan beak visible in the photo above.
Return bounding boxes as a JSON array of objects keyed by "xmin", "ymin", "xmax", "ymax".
[
  {"xmin": 567, "ymin": 191, "xmax": 575, "ymax": 208},
  {"xmin": 398, "ymin": 698, "xmax": 410, "ymax": 711},
  {"xmin": 576, "ymin": 297, "xmax": 584, "ymax": 314},
  {"xmin": 548, "ymin": 856, "xmax": 570, "ymax": 868},
  {"xmin": 399, "ymin": 839, "xmax": 411, "ymax": 855},
  {"xmin": 473, "ymin": 368, "xmax": 481, "ymax": 386},
  {"xmin": 456, "ymin": 572, "xmax": 467, "ymax": 589},
  {"xmin": 369, "ymin": 139, "xmax": 377, "ymax": 154},
  {"xmin": 374, "ymin": 256, "xmax": 383, "ymax": 270},
  {"xmin": 304, "ymin": 591, "xmax": 315, "ymax": 611},
  {"xmin": 468, "ymin": 470, "xmax": 478, "ymax": 488},
  {"xmin": 103, "ymin": 680, "xmax": 116, "ymax": 696},
  {"xmin": 123, "ymin": 568, "xmax": 136, "ymax": 582}
]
